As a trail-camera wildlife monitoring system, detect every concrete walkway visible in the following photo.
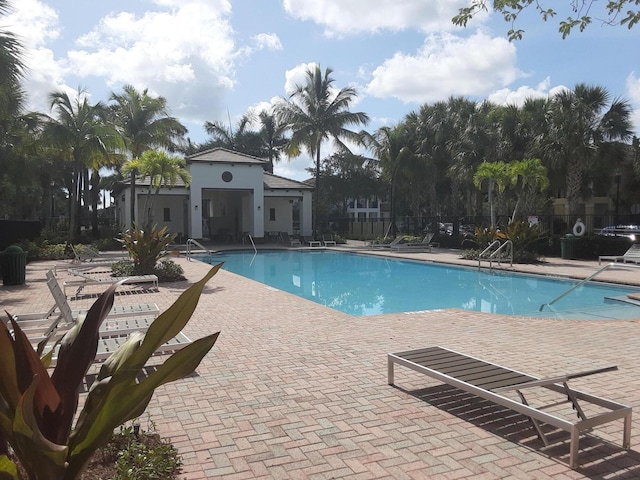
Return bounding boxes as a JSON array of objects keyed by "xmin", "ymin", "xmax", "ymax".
[{"xmin": 2, "ymin": 248, "xmax": 640, "ymax": 479}]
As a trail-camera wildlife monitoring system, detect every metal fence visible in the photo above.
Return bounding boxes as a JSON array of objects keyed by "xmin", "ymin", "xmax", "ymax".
[{"xmin": 336, "ymin": 213, "xmax": 640, "ymax": 239}]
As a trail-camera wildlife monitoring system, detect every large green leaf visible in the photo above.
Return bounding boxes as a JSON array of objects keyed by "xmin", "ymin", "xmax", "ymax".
[
  {"xmin": 67, "ymin": 333, "xmax": 219, "ymax": 478},
  {"xmin": 0, "ymin": 455, "xmax": 19, "ymax": 480}
]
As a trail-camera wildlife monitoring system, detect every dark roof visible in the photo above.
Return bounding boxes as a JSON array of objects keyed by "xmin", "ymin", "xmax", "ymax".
[
  {"xmin": 264, "ymin": 172, "xmax": 313, "ymax": 191},
  {"xmin": 186, "ymin": 147, "xmax": 268, "ymax": 166}
]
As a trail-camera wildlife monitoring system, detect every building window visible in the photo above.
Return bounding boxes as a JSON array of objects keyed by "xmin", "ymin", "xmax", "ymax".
[
  {"xmin": 222, "ymin": 171, "xmax": 233, "ymax": 182},
  {"xmin": 163, "ymin": 208, "xmax": 171, "ymax": 221},
  {"xmin": 269, "ymin": 208, "xmax": 276, "ymax": 221}
]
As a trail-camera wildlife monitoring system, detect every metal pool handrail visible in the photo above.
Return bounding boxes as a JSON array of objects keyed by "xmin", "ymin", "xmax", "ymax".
[
  {"xmin": 186, "ymin": 238, "xmax": 214, "ymax": 262},
  {"xmin": 540, "ymin": 263, "xmax": 640, "ymax": 312}
]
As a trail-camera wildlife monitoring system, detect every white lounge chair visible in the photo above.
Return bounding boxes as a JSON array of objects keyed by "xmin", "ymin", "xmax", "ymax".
[
  {"xmin": 388, "ymin": 346, "xmax": 632, "ymax": 469},
  {"xmin": 599, "ymin": 243, "xmax": 640, "ymax": 265},
  {"xmin": 280, "ymin": 231, "xmax": 301, "ymax": 247},
  {"xmin": 300, "ymin": 235, "xmax": 322, "ymax": 247},
  {"xmin": 12, "ymin": 271, "xmax": 160, "ymax": 343},
  {"xmin": 368, "ymin": 236, "xmax": 404, "ymax": 249},
  {"xmin": 322, "ymin": 234, "xmax": 337, "ymax": 246},
  {"xmin": 64, "ymin": 269, "xmax": 158, "ymax": 296},
  {"xmin": 391, "ymin": 233, "xmax": 434, "ymax": 252}
]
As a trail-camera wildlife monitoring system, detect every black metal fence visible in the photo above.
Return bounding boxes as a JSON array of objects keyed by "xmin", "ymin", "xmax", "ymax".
[{"xmin": 336, "ymin": 213, "xmax": 640, "ymax": 240}]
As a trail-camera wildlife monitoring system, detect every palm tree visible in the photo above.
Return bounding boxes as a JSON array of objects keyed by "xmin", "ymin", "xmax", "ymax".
[
  {"xmin": 276, "ymin": 65, "xmax": 369, "ymax": 235},
  {"xmin": 473, "ymin": 161, "xmax": 511, "ymax": 228},
  {"xmin": 362, "ymin": 124, "xmax": 414, "ymax": 237},
  {"xmin": 122, "ymin": 150, "xmax": 191, "ymax": 225},
  {"xmin": 509, "ymin": 158, "xmax": 549, "ymax": 221},
  {"xmin": 257, "ymin": 110, "xmax": 289, "ymax": 173},
  {"xmin": 110, "ymin": 85, "xmax": 187, "ymax": 225},
  {"xmin": 541, "ymin": 84, "xmax": 632, "ymax": 215},
  {"xmin": 203, "ymin": 114, "xmax": 263, "ymax": 156},
  {"xmin": 0, "ymin": 0, "xmax": 23, "ymax": 123},
  {"xmin": 46, "ymin": 89, "xmax": 121, "ymax": 241}
]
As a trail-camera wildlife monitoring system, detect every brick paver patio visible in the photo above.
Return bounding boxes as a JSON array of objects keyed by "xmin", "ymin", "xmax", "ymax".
[{"xmin": 2, "ymin": 247, "xmax": 640, "ymax": 479}]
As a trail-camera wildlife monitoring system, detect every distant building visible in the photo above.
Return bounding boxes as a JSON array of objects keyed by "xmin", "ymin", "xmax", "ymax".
[{"xmin": 113, "ymin": 148, "xmax": 314, "ymax": 241}]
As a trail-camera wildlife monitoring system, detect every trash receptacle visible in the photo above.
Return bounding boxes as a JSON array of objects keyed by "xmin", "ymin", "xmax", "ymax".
[
  {"xmin": 560, "ymin": 235, "xmax": 578, "ymax": 260},
  {"xmin": 1, "ymin": 245, "xmax": 27, "ymax": 285}
]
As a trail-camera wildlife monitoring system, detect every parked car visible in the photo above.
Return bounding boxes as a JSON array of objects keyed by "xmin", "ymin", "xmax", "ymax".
[{"xmin": 596, "ymin": 225, "xmax": 640, "ymax": 241}]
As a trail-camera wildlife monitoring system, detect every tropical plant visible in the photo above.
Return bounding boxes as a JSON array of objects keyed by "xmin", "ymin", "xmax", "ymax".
[
  {"xmin": 45, "ymin": 88, "xmax": 123, "ymax": 242},
  {"xmin": 276, "ymin": 64, "xmax": 369, "ymax": 235},
  {"xmin": 110, "ymin": 85, "xmax": 188, "ymax": 226},
  {"xmin": 540, "ymin": 84, "xmax": 632, "ymax": 216},
  {"xmin": 121, "ymin": 150, "xmax": 191, "ymax": 225},
  {"xmin": 0, "ymin": 264, "xmax": 221, "ymax": 480},
  {"xmin": 257, "ymin": 110, "xmax": 289, "ymax": 173},
  {"xmin": 473, "ymin": 161, "xmax": 512, "ymax": 228},
  {"xmin": 117, "ymin": 223, "xmax": 176, "ymax": 275},
  {"xmin": 362, "ymin": 124, "xmax": 414, "ymax": 236},
  {"xmin": 508, "ymin": 158, "xmax": 549, "ymax": 221},
  {"xmin": 453, "ymin": 0, "xmax": 640, "ymax": 40}
]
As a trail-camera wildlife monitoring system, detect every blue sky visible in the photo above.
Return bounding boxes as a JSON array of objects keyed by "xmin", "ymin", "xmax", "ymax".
[{"xmin": 6, "ymin": 0, "xmax": 640, "ymax": 181}]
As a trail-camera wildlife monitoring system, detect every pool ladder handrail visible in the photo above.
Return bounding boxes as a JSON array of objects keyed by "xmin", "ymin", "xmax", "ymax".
[
  {"xmin": 186, "ymin": 238, "xmax": 214, "ymax": 262},
  {"xmin": 539, "ymin": 262, "xmax": 640, "ymax": 312},
  {"xmin": 478, "ymin": 240, "xmax": 513, "ymax": 270}
]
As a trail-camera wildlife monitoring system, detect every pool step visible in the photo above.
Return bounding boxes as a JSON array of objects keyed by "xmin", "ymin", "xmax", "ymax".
[{"xmin": 604, "ymin": 295, "xmax": 640, "ymax": 307}]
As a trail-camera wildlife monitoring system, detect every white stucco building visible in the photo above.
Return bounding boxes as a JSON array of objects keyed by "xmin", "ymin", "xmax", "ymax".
[{"xmin": 113, "ymin": 148, "xmax": 314, "ymax": 242}]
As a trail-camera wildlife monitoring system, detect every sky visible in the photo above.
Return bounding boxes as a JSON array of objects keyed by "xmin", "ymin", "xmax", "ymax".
[{"xmin": 5, "ymin": 0, "xmax": 640, "ymax": 182}]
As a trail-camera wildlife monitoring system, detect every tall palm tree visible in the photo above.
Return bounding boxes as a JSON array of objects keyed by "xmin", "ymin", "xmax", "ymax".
[
  {"xmin": 110, "ymin": 85, "xmax": 187, "ymax": 225},
  {"xmin": 0, "ymin": 0, "xmax": 22, "ymax": 123},
  {"xmin": 473, "ymin": 161, "xmax": 511, "ymax": 228},
  {"xmin": 509, "ymin": 158, "xmax": 549, "ymax": 221},
  {"xmin": 122, "ymin": 149, "xmax": 191, "ymax": 225},
  {"xmin": 276, "ymin": 65, "xmax": 369, "ymax": 235},
  {"xmin": 362, "ymin": 123, "xmax": 414, "ymax": 237},
  {"xmin": 542, "ymin": 84, "xmax": 632, "ymax": 215},
  {"xmin": 257, "ymin": 110, "xmax": 289, "ymax": 173},
  {"xmin": 203, "ymin": 114, "xmax": 263, "ymax": 156},
  {"xmin": 46, "ymin": 89, "xmax": 121, "ymax": 241}
]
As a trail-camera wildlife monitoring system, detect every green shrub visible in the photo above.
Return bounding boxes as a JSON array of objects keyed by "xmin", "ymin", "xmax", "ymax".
[
  {"xmin": 154, "ymin": 260, "xmax": 185, "ymax": 282},
  {"xmin": 111, "ymin": 259, "xmax": 184, "ymax": 282},
  {"xmin": 111, "ymin": 260, "xmax": 135, "ymax": 277}
]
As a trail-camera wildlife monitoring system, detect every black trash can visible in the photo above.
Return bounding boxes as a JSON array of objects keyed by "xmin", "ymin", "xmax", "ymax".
[
  {"xmin": 1, "ymin": 245, "xmax": 27, "ymax": 285},
  {"xmin": 560, "ymin": 235, "xmax": 578, "ymax": 260}
]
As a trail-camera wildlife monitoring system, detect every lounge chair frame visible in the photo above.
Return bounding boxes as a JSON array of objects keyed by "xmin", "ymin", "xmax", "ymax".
[
  {"xmin": 388, "ymin": 346, "xmax": 632, "ymax": 469},
  {"xmin": 390, "ymin": 233, "xmax": 434, "ymax": 252},
  {"xmin": 598, "ymin": 243, "xmax": 640, "ymax": 265},
  {"xmin": 64, "ymin": 270, "xmax": 158, "ymax": 296}
]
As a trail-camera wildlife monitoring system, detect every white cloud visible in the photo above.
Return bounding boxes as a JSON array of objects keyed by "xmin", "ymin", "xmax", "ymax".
[
  {"xmin": 488, "ymin": 77, "xmax": 568, "ymax": 106},
  {"xmin": 252, "ymin": 33, "xmax": 283, "ymax": 51},
  {"xmin": 366, "ymin": 31, "xmax": 522, "ymax": 103},
  {"xmin": 282, "ymin": 0, "xmax": 471, "ymax": 36}
]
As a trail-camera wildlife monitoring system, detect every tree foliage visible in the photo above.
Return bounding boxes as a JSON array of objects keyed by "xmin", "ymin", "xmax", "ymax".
[{"xmin": 453, "ymin": 0, "xmax": 640, "ymax": 40}]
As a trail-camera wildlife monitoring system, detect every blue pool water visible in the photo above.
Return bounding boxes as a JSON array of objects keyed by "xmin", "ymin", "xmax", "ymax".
[{"xmin": 201, "ymin": 250, "xmax": 640, "ymax": 319}]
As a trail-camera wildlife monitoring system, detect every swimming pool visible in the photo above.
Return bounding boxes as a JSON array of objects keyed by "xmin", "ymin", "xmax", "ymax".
[{"xmin": 201, "ymin": 250, "xmax": 640, "ymax": 319}]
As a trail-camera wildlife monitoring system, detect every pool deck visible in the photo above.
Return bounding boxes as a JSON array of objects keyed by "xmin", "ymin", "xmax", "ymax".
[{"xmin": 3, "ymin": 245, "xmax": 640, "ymax": 479}]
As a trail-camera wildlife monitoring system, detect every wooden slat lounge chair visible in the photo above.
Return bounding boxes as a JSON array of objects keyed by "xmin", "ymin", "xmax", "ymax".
[
  {"xmin": 388, "ymin": 346, "xmax": 632, "ymax": 469},
  {"xmin": 599, "ymin": 243, "xmax": 640, "ymax": 265}
]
